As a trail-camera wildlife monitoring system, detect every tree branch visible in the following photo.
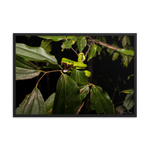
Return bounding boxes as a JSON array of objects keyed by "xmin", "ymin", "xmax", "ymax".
[
  {"xmin": 77, "ymin": 101, "xmax": 85, "ymax": 114},
  {"xmin": 88, "ymin": 38, "xmax": 122, "ymax": 51}
]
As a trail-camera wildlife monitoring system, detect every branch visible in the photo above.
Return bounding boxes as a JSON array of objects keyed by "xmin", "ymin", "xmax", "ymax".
[
  {"xmin": 36, "ymin": 70, "xmax": 62, "ymax": 87},
  {"xmin": 77, "ymin": 101, "xmax": 85, "ymax": 114},
  {"xmin": 76, "ymin": 36, "xmax": 90, "ymax": 47},
  {"xmin": 88, "ymin": 38, "xmax": 122, "ymax": 51}
]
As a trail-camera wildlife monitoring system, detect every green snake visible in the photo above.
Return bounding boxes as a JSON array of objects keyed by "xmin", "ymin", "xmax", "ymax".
[{"xmin": 61, "ymin": 53, "xmax": 91, "ymax": 77}]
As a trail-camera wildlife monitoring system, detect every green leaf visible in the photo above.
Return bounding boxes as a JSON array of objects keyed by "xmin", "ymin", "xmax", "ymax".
[
  {"xmin": 123, "ymin": 90, "xmax": 134, "ymax": 110},
  {"xmin": 40, "ymin": 39, "xmax": 52, "ymax": 52},
  {"xmin": 39, "ymin": 63, "xmax": 60, "ymax": 70},
  {"xmin": 127, "ymin": 36, "xmax": 130, "ymax": 45},
  {"xmin": 70, "ymin": 68, "xmax": 88, "ymax": 86},
  {"xmin": 52, "ymin": 74, "xmax": 81, "ymax": 114},
  {"xmin": 107, "ymin": 48, "xmax": 114, "ymax": 56},
  {"xmin": 66, "ymin": 36, "xmax": 76, "ymax": 39},
  {"xmin": 87, "ymin": 44, "xmax": 98, "ymax": 61},
  {"xmin": 16, "ymin": 67, "xmax": 40, "ymax": 80},
  {"xmin": 120, "ymin": 89, "xmax": 134, "ymax": 94},
  {"xmin": 112, "ymin": 52, "xmax": 119, "ymax": 61},
  {"xmin": 77, "ymin": 36, "xmax": 87, "ymax": 52},
  {"xmin": 118, "ymin": 49, "xmax": 134, "ymax": 56},
  {"xmin": 90, "ymin": 85, "xmax": 115, "ymax": 114},
  {"xmin": 70, "ymin": 36, "xmax": 77, "ymax": 45},
  {"xmin": 79, "ymin": 85, "xmax": 89, "ymax": 102},
  {"xmin": 45, "ymin": 93, "xmax": 56, "ymax": 114},
  {"xmin": 61, "ymin": 40, "xmax": 72, "ymax": 49},
  {"xmin": 16, "ymin": 43, "xmax": 58, "ymax": 64},
  {"xmin": 122, "ymin": 36, "xmax": 127, "ymax": 47},
  {"xmin": 97, "ymin": 46, "xmax": 102, "ymax": 55},
  {"xmin": 16, "ymin": 55, "xmax": 40, "ymax": 80},
  {"xmin": 38, "ymin": 36, "xmax": 66, "ymax": 41},
  {"xmin": 16, "ymin": 88, "xmax": 46, "ymax": 114},
  {"xmin": 118, "ymin": 36, "xmax": 123, "ymax": 41}
]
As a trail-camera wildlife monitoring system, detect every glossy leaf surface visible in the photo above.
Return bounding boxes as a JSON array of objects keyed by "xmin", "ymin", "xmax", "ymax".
[
  {"xmin": 16, "ymin": 88, "xmax": 46, "ymax": 114},
  {"xmin": 118, "ymin": 49, "xmax": 134, "ymax": 56},
  {"xmin": 16, "ymin": 55, "xmax": 40, "ymax": 80},
  {"xmin": 90, "ymin": 85, "xmax": 115, "ymax": 114},
  {"xmin": 52, "ymin": 74, "xmax": 81, "ymax": 114},
  {"xmin": 70, "ymin": 68, "xmax": 88, "ymax": 86},
  {"xmin": 87, "ymin": 44, "xmax": 98, "ymax": 61},
  {"xmin": 77, "ymin": 36, "xmax": 87, "ymax": 52},
  {"xmin": 16, "ymin": 43, "xmax": 58, "ymax": 64}
]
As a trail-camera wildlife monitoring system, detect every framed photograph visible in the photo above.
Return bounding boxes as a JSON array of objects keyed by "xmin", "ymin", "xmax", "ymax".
[{"xmin": 13, "ymin": 33, "xmax": 137, "ymax": 117}]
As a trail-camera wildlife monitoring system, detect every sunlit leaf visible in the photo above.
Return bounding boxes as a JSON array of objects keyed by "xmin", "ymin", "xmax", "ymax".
[{"xmin": 118, "ymin": 49, "xmax": 134, "ymax": 56}]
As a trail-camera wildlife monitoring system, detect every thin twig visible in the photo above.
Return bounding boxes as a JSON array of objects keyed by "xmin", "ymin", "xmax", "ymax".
[
  {"xmin": 77, "ymin": 101, "xmax": 85, "ymax": 114},
  {"xmin": 36, "ymin": 70, "xmax": 62, "ymax": 87},
  {"xmin": 85, "ymin": 43, "xmax": 92, "ymax": 58}
]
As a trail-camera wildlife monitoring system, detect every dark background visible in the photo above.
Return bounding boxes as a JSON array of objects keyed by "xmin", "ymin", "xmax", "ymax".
[{"xmin": 15, "ymin": 35, "xmax": 134, "ymax": 114}]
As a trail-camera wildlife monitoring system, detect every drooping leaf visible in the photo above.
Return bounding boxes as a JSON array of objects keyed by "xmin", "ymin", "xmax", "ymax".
[
  {"xmin": 97, "ymin": 46, "xmax": 102, "ymax": 55},
  {"xmin": 77, "ymin": 36, "xmax": 87, "ymax": 52},
  {"xmin": 112, "ymin": 52, "xmax": 119, "ymax": 61},
  {"xmin": 16, "ymin": 88, "xmax": 46, "ymax": 114},
  {"xmin": 16, "ymin": 43, "xmax": 58, "ymax": 64},
  {"xmin": 87, "ymin": 44, "xmax": 98, "ymax": 61},
  {"xmin": 90, "ymin": 85, "xmax": 115, "ymax": 114},
  {"xmin": 118, "ymin": 49, "xmax": 134, "ymax": 56},
  {"xmin": 79, "ymin": 85, "xmax": 89, "ymax": 102},
  {"xmin": 16, "ymin": 55, "xmax": 40, "ymax": 80},
  {"xmin": 127, "ymin": 74, "xmax": 134, "ymax": 80},
  {"xmin": 122, "ymin": 36, "xmax": 127, "ymax": 47},
  {"xmin": 70, "ymin": 68, "xmax": 88, "ymax": 86},
  {"xmin": 52, "ymin": 74, "xmax": 81, "ymax": 114},
  {"xmin": 127, "ymin": 36, "xmax": 130, "ymax": 45},
  {"xmin": 38, "ymin": 36, "xmax": 66, "ymax": 41},
  {"xmin": 118, "ymin": 36, "xmax": 123, "ymax": 41},
  {"xmin": 107, "ymin": 48, "xmax": 114, "ymax": 56},
  {"xmin": 45, "ymin": 93, "xmax": 56, "ymax": 114},
  {"xmin": 123, "ymin": 90, "xmax": 134, "ymax": 110}
]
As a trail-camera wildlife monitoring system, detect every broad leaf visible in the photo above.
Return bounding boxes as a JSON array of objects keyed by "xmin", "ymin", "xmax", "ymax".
[
  {"xmin": 52, "ymin": 74, "xmax": 81, "ymax": 114},
  {"xmin": 16, "ymin": 43, "xmax": 58, "ymax": 64},
  {"xmin": 121, "ymin": 54, "xmax": 133, "ymax": 68},
  {"xmin": 90, "ymin": 85, "xmax": 115, "ymax": 114},
  {"xmin": 70, "ymin": 68, "xmax": 88, "ymax": 86},
  {"xmin": 16, "ymin": 88, "xmax": 46, "ymax": 114},
  {"xmin": 16, "ymin": 55, "xmax": 40, "ymax": 80},
  {"xmin": 45, "ymin": 93, "xmax": 56, "ymax": 114},
  {"xmin": 87, "ymin": 44, "xmax": 98, "ymax": 61},
  {"xmin": 38, "ymin": 36, "xmax": 66, "ymax": 41},
  {"xmin": 118, "ymin": 49, "xmax": 134, "ymax": 56},
  {"xmin": 123, "ymin": 90, "xmax": 134, "ymax": 110},
  {"xmin": 77, "ymin": 36, "xmax": 87, "ymax": 52}
]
